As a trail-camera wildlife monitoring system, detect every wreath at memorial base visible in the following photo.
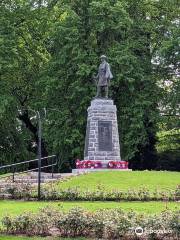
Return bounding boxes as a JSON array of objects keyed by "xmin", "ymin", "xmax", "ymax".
[{"xmin": 76, "ymin": 160, "xmax": 128, "ymax": 169}]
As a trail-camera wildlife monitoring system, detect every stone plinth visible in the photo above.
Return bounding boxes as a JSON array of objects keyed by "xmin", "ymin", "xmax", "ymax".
[
  {"xmin": 72, "ymin": 169, "xmax": 132, "ymax": 173},
  {"xmin": 84, "ymin": 98, "xmax": 121, "ymax": 162}
]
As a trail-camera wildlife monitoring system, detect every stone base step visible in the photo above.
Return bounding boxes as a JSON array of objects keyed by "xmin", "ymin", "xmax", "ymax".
[{"xmin": 72, "ymin": 168, "xmax": 132, "ymax": 173}]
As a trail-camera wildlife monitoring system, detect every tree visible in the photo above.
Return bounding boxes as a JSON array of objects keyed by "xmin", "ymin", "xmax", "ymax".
[
  {"xmin": 0, "ymin": 0, "xmax": 179, "ymax": 171},
  {"xmin": 0, "ymin": 0, "xmax": 53, "ymax": 165},
  {"xmin": 38, "ymin": 0, "xmax": 158, "ymax": 170}
]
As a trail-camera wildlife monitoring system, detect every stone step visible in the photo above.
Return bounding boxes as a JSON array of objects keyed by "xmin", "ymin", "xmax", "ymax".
[
  {"xmin": 29, "ymin": 174, "xmax": 62, "ymax": 179},
  {"xmin": 12, "ymin": 175, "xmax": 56, "ymax": 180},
  {"xmin": 14, "ymin": 178, "xmax": 59, "ymax": 184},
  {"xmin": 0, "ymin": 172, "xmax": 80, "ymax": 189}
]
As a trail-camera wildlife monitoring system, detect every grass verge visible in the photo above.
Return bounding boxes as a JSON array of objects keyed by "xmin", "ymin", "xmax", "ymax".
[
  {"xmin": 52, "ymin": 171, "xmax": 180, "ymax": 192},
  {"xmin": 0, "ymin": 200, "xmax": 179, "ymax": 219}
]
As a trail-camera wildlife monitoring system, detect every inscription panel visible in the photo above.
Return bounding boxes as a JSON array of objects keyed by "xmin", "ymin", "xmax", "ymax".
[
  {"xmin": 98, "ymin": 121, "xmax": 112, "ymax": 151},
  {"xmin": 84, "ymin": 120, "xmax": 90, "ymax": 157}
]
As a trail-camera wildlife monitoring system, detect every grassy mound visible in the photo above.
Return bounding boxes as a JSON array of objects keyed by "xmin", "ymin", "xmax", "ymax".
[{"xmin": 54, "ymin": 171, "xmax": 180, "ymax": 191}]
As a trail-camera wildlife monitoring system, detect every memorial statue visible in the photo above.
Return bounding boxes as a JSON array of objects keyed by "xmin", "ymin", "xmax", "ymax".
[{"xmin": 93, "ymin": 55, "xmax": 113, "ymax": 98}]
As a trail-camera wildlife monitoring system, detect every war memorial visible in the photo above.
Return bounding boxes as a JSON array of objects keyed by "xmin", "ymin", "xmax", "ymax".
[{"xmin": 73, "ymin": 55, "xmax": 129, "ymax": 172}]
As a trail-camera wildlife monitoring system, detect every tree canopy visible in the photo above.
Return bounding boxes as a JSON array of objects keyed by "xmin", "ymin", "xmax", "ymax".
[{"xmin": 0, "ymin": 0, "xmax": 179, "ymax": 171}]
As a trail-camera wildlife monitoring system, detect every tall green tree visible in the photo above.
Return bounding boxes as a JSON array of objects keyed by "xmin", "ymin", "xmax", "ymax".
[
  {"xmin": 0, "ymin": 0, "xmax": 52, "ymax": 165},
  {"xmin": 0, "ymin": 0, "xmax": 179, "ymax": 171},
  {"xmin": 41, "ymin": 0, "xmax": 179, "ymax": 170},
  {"xmin": 39, "ymin": 0, "xmax": 158, "ymax": 169}
]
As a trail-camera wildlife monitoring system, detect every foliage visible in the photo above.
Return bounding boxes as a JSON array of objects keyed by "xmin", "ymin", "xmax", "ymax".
[
  {"xmin": 2, "ymin": 207, "xmax": 61, "ymax": 236},
  {"xmin": 0, "ymin": 0, "xmax": 51, "ymax": 164},
  {"xmin": 0, "ymin": 0, "xmax": 179, "ymax": 170},
  {"xmin": 40, "ymin": 0, "xmax": 160, "ymax": 168},
  {"xmin": 2, "ymin": 183, "xmax": 180, "ymax": 202},
  {"xmin": 157, "ymin": 129, "xmax": 180, "ymax": 153},
  {"xmin": 1, "ymin": 207, "xmax": 180, "ymax": 239},
  {"xmin": 5, "ymin": 183, "xmax": 32, "ymax": 200},
  {"xmin": 156, "ymin": 117, "xmax": 180, "ymax": 171},
  {"xmin": 38, "ymin": 185, "xmax": 180, "ymax": 201}
]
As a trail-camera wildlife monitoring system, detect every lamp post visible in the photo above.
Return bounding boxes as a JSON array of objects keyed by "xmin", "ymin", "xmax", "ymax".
[
  {"xmin": 37, "ymin": 111, "xmax": 42, "ymax": 201},
  {"xmin": 36, "ymin": 108, "xmax": 46, "ymax": 201},
  {"xmin": 18, "ymin": 108, "xmax": 46, "ymax": 201}
]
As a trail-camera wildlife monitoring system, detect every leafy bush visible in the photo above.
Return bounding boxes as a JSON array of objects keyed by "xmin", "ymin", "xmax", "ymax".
[
  {"xmin": 5, "ymin": 183, "xmax": 32, "ymax": 200},
  {"xmin": 2, "ymin": 183, "xmax": 179, "ymax": 202},
  {"xmin": 39, "ymin": 186, "xmax": 178, "ymax": 202},
  {"xmin": 56, "ymin": 207, "xmax": 92, "ymax": 237},
  {"xmin": 1, "ymin": 207, "xmax": 180, "ymax": 239},
  {"xmin": 2, "ymin": 207, "xmax": 61, "ymax": 236}
]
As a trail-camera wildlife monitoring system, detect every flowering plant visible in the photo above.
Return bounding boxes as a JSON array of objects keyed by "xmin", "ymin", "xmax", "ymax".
[
  {"xmin": 108, "ymin": 161, "xmax": 115, "ymax": 168},
  {"xmin": 76, "ymin": 160, "xmax": 102, "ymax": 169},
  {"xmin": 108, "ymin": 161, "xmax": 128, "ymax": 169},
  {"xmin": 76, "ymin": 160, "xmax": 128, "ymax": 169}
]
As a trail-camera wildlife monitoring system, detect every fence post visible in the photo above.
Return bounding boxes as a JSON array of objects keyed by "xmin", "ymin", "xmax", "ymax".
[
  {"xmin": 12, "ymin": 166, "xmax": 15, "ymax": 183},
  {"xmin": 51, "ymin": 165, "xmax": 54, "ymax": 178},
  {"xmin": 51, "ymin": 157, "xmax": 54, "ymax": 179}
]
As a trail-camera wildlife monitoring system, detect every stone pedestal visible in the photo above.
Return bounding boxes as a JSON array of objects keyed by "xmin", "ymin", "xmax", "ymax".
[{"xmin": 84, "ymin": 98, "xmax": 121, "ymax": 163}]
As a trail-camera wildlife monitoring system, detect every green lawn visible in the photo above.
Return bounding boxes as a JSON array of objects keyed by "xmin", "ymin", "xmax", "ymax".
[
  {"xmin": 0, "ymin": 200, "xmax": 179, "ymax": 218},
  {"xmin": 54, "ymin": 171, "xmax": 180, "ymax": 191},
  {"xmin": 0, "ymin": 173, "xmax": 12, "ymax": 180},
  {"xmin": 0, "ymin": 171, "xmax": 179, "ymax": 239}
]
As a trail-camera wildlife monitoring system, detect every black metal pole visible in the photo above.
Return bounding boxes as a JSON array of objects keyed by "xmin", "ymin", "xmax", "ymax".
[
  {"xmin": 12, "ymin": 166, "xmax": 15, "ymax": 183},
  {"xmin": 51, "ymin": 158, "xmax": 54, "ymax": 179},
  {"xmin": 37, "ymin": 111, "xmax": 42, "ymax": 201}
]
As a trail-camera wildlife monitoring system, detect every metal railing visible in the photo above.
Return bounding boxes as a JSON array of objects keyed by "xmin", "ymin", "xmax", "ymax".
[{"xmin": 0, "ymin": 155, "xmax": 57, "ymax": 200}]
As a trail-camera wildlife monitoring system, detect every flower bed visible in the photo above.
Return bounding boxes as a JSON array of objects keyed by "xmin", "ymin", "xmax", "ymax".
[
  {"xmin": 76, "ymin": 159, "xmax": 129, "ymax": 169},
  {"xmin": 2, "ymin": 207, "xmax": 180, "ymax": 239},
  {"xmin": 39, "ymin": 185, "xmax": 179, "ymax": 201},
  {"xmin": 1, "ymin": 183, "xmax": 179, "ymax": 201}
]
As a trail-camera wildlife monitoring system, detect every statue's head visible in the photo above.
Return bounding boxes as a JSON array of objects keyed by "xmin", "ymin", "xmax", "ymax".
[{"xmin": 100, "ymin": 55, "xmax": 107, "ymax": 62}]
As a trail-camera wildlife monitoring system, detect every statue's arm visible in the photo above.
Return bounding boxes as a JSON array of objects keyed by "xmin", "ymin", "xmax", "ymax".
[
  {"xmin": 94, "ymin": 71, "xmax": 99, "ymax": 79},
  {"xmin": 92, "ymin": 71, "xmax": 98, "ymax": 85},
  {"xmin": 93, "ymin": 68, "xmax": 99, "ymax": 80}
]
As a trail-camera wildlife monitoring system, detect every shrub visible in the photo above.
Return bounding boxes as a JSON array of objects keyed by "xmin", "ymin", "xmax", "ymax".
[
  {"xmin": 3, "ymin": 183, "xmax": 178, "ymax": 202},
  {"xmin": 40, "ymin": 186, "xmax": 177, "ymax": 202},
  {"xmin": 168, "ymin": 211, "xmax": 180, "ymax": 238},
  {"xmin": 5, "ymin": 183, "xmax": 32, "ymax": 200},
  {"xmin": 56, "ymin": 207, "xmax": 92, "ymax": 237},
  {"xmin": 1, "ymin": 207, "xmax": 180, "ymax": 239},
  {"xmin": 174, "ymin": 185, "xmax": 180, "ymax": 201},
  {"xmin": 102, "ymin": 209, "xmax": 132, "ymax": 239},
  {"xmin": 2, "ymin": 213, "xmax": 33, "ymax": 235},
  {"xmin": 2, "ymin": 207, "xmax": 61, "ymax": 236}
]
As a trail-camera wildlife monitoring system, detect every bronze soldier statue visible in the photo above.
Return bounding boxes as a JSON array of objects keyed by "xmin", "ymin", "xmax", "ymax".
[{"xmin": 94, "ymin": 55, "xmax": 113, "ymax": 98}]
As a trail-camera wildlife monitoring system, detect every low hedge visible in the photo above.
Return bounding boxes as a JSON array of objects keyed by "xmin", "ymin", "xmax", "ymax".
[
  {"xmin": 1, "ymin": 207, "xmax": 180, "ymax": 239},
  {"xmin": 2, "ymin": 183, "xmax": 180, "ymax": 202}
]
